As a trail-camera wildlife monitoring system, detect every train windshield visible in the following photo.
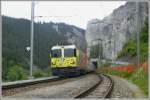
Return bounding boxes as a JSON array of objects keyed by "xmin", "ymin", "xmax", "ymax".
[
  {"xmin": 51, "ymin": 49, "xmax": 61, "ymax": 58},
  {"xmin": 64, "ymin": 49, "xmax": 76, "ymax": 57}
]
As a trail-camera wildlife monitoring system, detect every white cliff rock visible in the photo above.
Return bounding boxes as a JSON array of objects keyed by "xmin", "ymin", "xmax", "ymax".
[{"xmin": 86, "ymin": 2, "xmax": 148, "ymax": 60}]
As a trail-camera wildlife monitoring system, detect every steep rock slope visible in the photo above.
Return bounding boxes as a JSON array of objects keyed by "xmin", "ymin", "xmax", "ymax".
[{"xmin": 86, "ymin": 2, "xmax": 148, "ymax": 59}]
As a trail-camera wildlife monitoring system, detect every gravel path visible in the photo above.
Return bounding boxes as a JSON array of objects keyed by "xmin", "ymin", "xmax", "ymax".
[
  {"xmin": 110, "ymin": 75, "xmax": 146, "ymax": 98},
  {"xmin": 6, "ymin": 74, "xmax": 100, "ymax": 98}
]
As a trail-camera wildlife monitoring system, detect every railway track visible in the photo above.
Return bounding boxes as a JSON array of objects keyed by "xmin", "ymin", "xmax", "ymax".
[
  {"xmin": 3, "ymin": 74, "xmax": 114, "ymax": 98},
  {"xmin": 2, "ymin": 76, "xmax": 62, "ymax": 96},
  {"xmin": 2, "ymin": 74, "xmax": 95, "ymax": 97},
  {"xmin": 74, "ymin": 74, "xmax": 114, "ymax": 98}
]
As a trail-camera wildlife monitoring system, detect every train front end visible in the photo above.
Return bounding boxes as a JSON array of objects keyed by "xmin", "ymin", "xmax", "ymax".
[{"xmin": 50, "ymin": 45, "xmax": 79, "ymax": 77}]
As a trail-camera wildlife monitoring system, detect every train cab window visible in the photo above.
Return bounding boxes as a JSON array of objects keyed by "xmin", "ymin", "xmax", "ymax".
[
  {"xmin": 64, "ymin": 49, "xmax": 76, "ymax": 57},
  {"xmin": 51, "ymin": 49, "xmax": 61, "ymax": 58}
]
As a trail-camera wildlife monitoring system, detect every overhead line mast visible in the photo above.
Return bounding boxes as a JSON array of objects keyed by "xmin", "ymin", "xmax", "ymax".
[{"xmin": 30, "ymin": 0, "xmax": 35, "ymax": 79}]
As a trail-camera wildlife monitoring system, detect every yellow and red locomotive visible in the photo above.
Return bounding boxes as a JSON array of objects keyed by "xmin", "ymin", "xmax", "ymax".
[{"xmin": 50, "ymin": 44, "xmax": 94, "ymax": 77}]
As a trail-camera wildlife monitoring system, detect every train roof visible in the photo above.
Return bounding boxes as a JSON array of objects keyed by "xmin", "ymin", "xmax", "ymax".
[{"xmin": 51, "ymin": 45, "xmax": 76, "ymax": 50}]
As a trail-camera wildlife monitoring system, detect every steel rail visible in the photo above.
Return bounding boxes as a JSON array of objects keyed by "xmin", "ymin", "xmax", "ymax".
[
  {"xmin": 2, "ymin": 74, "xmax": 95, "ymax": 97},
  {"xmin": 103, "ymin": 74, "xmax": 114, "ymax": 98},
  {"xmin": 74, "ymin": 74, "xmax": 114, "ymax": 98},
  {"xmin": 2, "ymin": 76, "xmax": 61, "ymax": 90},
  {"xmin": 74, "ymin": 75, "xmax": 102, "ymax": 98}
]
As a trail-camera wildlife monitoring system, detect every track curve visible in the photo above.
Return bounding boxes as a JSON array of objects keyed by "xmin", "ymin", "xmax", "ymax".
[{"xmin": 75, "ymin": 74, "xmax": 114, "ymax": 98}]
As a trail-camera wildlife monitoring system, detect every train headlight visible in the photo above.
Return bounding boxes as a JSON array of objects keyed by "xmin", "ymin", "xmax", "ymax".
[
  {"xmin": 70, "ymin": 60, "xmax": 75, "ymax": 64},
  {"xmin": 52, "ymin": 62, "xmax": 55, "ymax": 65}
]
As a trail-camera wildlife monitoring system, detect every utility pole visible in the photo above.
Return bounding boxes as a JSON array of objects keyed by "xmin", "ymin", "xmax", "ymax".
[
  {"xmin": 110, "ymin": 38, "xmax": 114, "ymax": 67},
  {"xmin": 98, "ymin": 40, "xmax": 101, "ymax": 61},
  {"xmin": 113, "ymin": 19, "xmax": 118, "ymax": 66},
  {"xmin": 148, "ymin": 1, "xmax": 150, "ymax": 98},
  {"xmin": 111, "ymin": 21, "xmax": 116, "ymax": 67},
  {"xmin": 136, "ymin": 2, "xmax": 140, "ymax": 70},
  {"xmin": 97, "ymin": 39, "xmax": 102, "ymax": 65},
  {"xmin": 0, "ymin": 1, "xmax": 2, "ymax": 98},
  {"xmin": 104, "ymin": 40, "xmax": 111, "ymax": 60},
  {"xmin": 30, "ymin": 0, "xmax": 35, "ymax": 79},
  {"xmin": 114, "ymin": 31, "xmax": 116, "ymax": 61},
  {"xmin": 100, "ymin": 39, "xmax": 103, "ymax": 60}
]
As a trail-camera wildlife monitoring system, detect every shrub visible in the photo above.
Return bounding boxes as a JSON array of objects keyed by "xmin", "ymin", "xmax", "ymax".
[
  {"xmin": 118, "ymin": 18, "xmax": 148, "ymax": 62},
  {"xmin": 33, "ymin": 70, "xmax": 47, "ymax": 78},
  {"xmin": 6, "ymin": 64, "xmax": 27, "ymax": 81}
]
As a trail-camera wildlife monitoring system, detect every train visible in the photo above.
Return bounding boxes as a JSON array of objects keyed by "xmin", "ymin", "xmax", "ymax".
[{"xmin": 50, "ymin": 44, "xmax": 95, "ymax": 77}]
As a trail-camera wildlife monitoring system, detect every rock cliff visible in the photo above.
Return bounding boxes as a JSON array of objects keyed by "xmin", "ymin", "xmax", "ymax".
[{"xmin": 86, "ymin": 2, "xmax": 148, "ymax": 59}]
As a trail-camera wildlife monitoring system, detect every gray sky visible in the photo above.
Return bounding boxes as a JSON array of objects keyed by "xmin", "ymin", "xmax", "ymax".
[{"xmin": 2, "ymin": 1, "xmax": 126, "ymax": 29}]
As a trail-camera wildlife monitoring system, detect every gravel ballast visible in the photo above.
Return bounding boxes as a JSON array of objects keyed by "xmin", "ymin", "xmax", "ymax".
[
  {"xmin": 110, "ymin": 75, "xmax": 146, "ymax": 98},
  {"xmin": 4, "ymin": 74, "xmax": 147, "ymax": 99},
  {"xmin": 7, "ymin": 74, "xmax": 100, "ymax": 98}
]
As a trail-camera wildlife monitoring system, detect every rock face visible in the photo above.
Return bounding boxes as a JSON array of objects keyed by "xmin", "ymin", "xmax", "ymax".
[
  {"xmin": 66, "ymin": 27, "xmax": 87, "ymax": 52},
  {"xmin": 86, "ymin": 2, "xmax": 148, "ymax": 60},
  {"xmin": 52, "ymin": 23, "xmax": 87, "ymax": 52}
]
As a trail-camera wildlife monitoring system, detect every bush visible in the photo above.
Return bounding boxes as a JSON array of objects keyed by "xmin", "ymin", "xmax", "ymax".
[
  {"xmin": 118, "ymin": 40, "xmax": 137, "ymax": 57},
  {"xmin": 33, "ymin": 70, "xmax": 47, "ymax": 78},
  {"xmin": 6, "ymin": 64, "xmax": 27, "ymax": 81},
  {"xmin": 100, "ymin": 63, "xmax": 110, "ymax": 67},
  {"xmin": 44, "ymin": 67, "xmax": 52, "ymax": 76},
  {"xmin": 106, "ymin": 69, "xmax": 132, "ymax": 78},
  {"xmin": 118, "ymin": 19, "xmax": 148, "ymax": 62}
]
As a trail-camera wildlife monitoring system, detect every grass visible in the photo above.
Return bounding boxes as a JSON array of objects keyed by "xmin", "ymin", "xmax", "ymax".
[
  {"xmin": 129, "ymin": 68, "xmax": 148, "ymax": 95},
  {"xmin": 33, "ymin": 67, "xmax": 52, "ymax": 78}
]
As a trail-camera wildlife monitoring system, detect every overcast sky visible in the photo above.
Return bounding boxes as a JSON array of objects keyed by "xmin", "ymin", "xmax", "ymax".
[{"xmin": 2, "ymin": 1, "xmax": 126, "ymax": 29}]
